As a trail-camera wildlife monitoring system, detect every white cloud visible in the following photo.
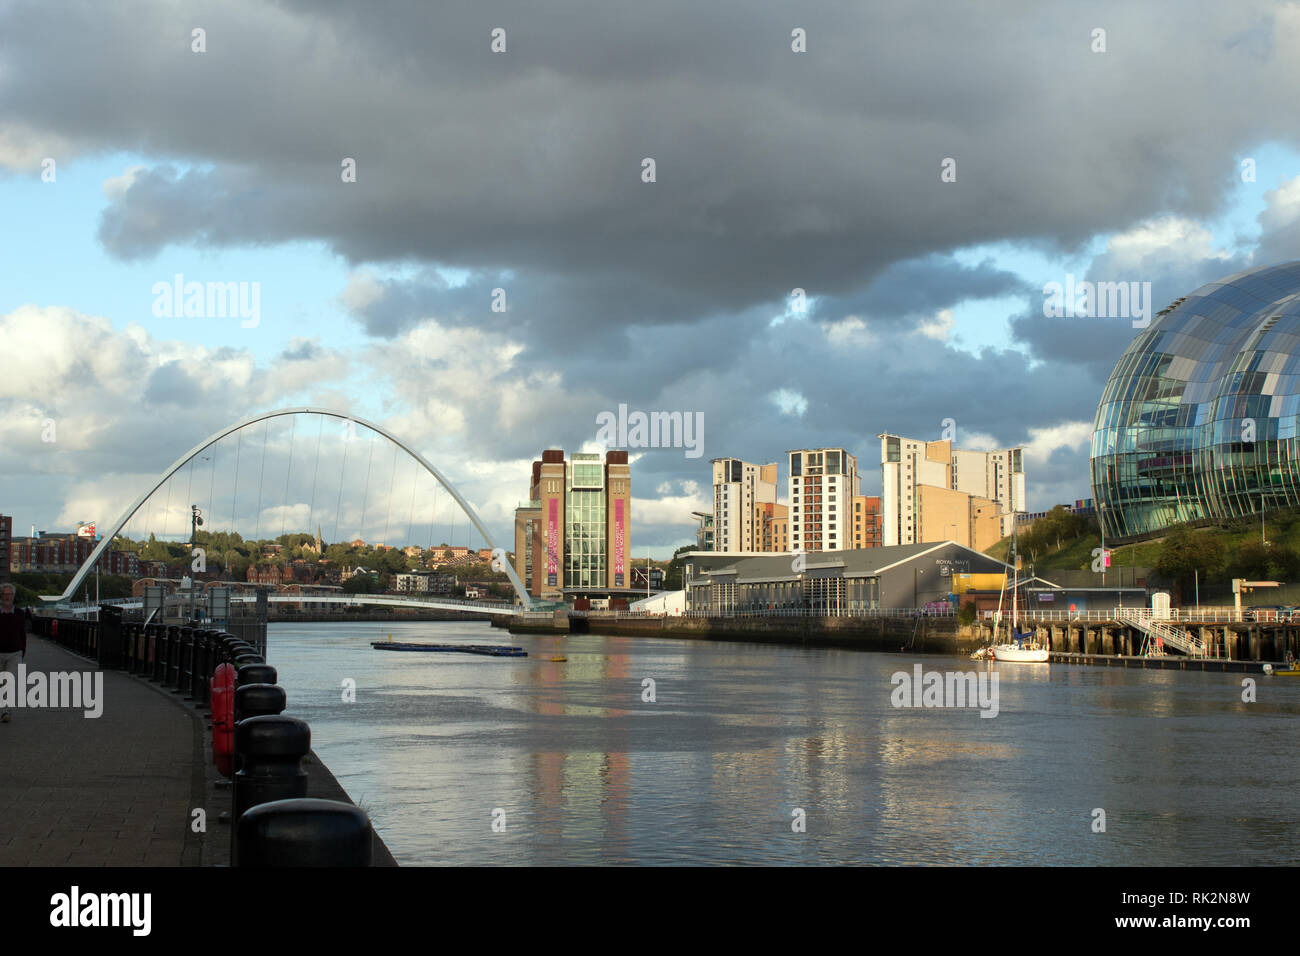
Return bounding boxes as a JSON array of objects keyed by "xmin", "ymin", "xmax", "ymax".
[
  {"xmin": 823, "ymin": 314, "xmax": 876, "ymax": 348},
  {"xmin": 341, "ymin": 271, "xmax": 386, "ymax": 312},
  {"xmin": 1022, "ymin": 420, "xmax": 1093, "ymax": 468},
  {"xmin": 917, "ymin": 308, "xmax": 955, "ymax": 341},
  {"xmin": 102, "ymin": 164, "xmax": 146, "ymax": 200},
  {"xmin": 0, "ymin": 122, "xmax": 76, "ymax": 171},
  {"xmin": 1100, "ymin": 215, "xmax": 1230, "ymax": 272},
  {"xmin": 769, "ymin": 388, "xmax": 808, "ymax": 417}
]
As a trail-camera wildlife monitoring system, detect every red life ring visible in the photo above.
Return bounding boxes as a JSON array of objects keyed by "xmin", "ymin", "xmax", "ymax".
[{"xmin": 211, "ymin": 663, "xmax": 236, "ymax": 778}]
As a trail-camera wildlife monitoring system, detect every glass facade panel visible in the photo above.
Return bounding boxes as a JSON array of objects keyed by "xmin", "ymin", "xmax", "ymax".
[
  {"xmin": 1091, "ymin": 262, "xmax": 1300, "ymax": 538},
  {"xmin": 565, "ymin": 457, "xmax": 607, "ymax": 587}
]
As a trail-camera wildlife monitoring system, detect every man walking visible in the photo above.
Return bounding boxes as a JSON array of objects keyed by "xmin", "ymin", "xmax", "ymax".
[{"xmin": 0, "ymin": 583, "xmax": 27, "ymax": 722}]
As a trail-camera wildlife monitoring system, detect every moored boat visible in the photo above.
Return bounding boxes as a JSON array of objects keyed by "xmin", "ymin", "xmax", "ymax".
[
  {"xmin": 992, "ymin": 640, "xmax": 1050, "ymax": 663},
  {"xmin": 990, "ymin": 515, "xmax": 1049, "ymax": 664}
]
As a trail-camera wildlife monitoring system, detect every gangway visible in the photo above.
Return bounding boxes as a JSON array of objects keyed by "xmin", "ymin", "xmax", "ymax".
[{"xmin": 1116, "ymin": 608, "xmax": 1207, "ymax": 658}]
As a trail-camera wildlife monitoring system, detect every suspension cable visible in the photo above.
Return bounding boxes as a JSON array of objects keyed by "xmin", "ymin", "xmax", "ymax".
[
  {"xmin": 406, "ymin": 452, "xmax": 418, "ymax": 546},
  {"xmin": 254, "ymin": 418, "xmax": 269, "ymax": 542},
  {"xmin": 307, "ymin": 414, "xmax": 323, "ymax": 541},
  {"xmin": 382, "ymin": 441, "xmax": 398, "ymax": 549},
  {"xmin": 359, "ymin": 428, "xmax": 376, "ymax": 545},
  {"xmin": 280, "ymin": 414, "xmax": 297, "ymax": 541},
  {"xmin": 334, "ymin": 419, "xmax": 350, "ymax": 544},
  {"xmin": 230, "ymin": 428, "xmax": 242, "ymax": 543}
]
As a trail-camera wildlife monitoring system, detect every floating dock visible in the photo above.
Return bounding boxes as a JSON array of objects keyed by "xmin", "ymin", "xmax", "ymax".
[
  {"xmin": 371, "ymin": 641, "xmax": 527, "ymax": 657},
  {"xmin": 1047, "ymin": 651, "xmax": 1270, "ymax": 673}
]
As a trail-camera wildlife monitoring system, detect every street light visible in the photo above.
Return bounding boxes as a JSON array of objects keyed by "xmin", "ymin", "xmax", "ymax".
[{"xmin": 1098, "ymin": 502, "xmax": 1107, "ymax": 588}]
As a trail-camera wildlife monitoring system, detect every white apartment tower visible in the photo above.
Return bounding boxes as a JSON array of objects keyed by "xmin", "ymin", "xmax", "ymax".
[
  {"xmin": 879, "ymin": 434, "xmax": 1025, "ymax": 548},
  {"xmin": 788, "ymin": 448, "xmax": 860, "ymax": 552},
  {"xmin": 711, "ymin": 459, "xmax": 778, "ymax": 551}
]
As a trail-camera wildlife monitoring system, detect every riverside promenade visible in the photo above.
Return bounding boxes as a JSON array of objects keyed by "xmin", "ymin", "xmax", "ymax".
[
  {"xmin": 1, "ymin": 632, "xmax": 396, "ymax": 866},
  {"xmin": 0, "ymin": 635, "xmax": 200, "ymax": 866}
]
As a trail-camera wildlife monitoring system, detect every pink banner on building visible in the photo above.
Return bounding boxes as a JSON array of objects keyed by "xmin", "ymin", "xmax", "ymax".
[
  {"xmin": 613, "ymin": 498, "xmax": 626, "ymax": 586},
  {"xmin": 546, "ymin": 498, "xmax": 559, "ymax": 586}
]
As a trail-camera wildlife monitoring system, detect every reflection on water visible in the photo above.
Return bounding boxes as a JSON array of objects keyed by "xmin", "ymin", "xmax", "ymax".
[{"xmin": 269, "ymin": 621, "xmax": 1300, "ymax": 865}]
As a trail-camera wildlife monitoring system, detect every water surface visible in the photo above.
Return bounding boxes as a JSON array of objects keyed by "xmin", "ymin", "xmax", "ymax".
[{"xmin": 269, "ymin": 620, "xmax": 1300, "ymax": 866}]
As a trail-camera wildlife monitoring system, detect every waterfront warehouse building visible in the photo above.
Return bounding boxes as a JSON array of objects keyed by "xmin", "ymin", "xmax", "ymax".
[
  {"xmin": 1091, "ymin": 261, "xmax": 1300, "ymax": 540},
  {"xmin": 878, "ymin": 434, "xmax": 1025, "ymax": 550},
  {"xmin": 683, "ymin": 542, "xmax": 1014, "ymax": 614},
  {"xmin": 513, "ymin": 449, "xmax": 631, "ymax": 600}
]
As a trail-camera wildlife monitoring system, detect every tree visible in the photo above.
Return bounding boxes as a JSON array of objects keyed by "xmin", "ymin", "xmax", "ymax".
[
  {"xmin": 341, "ymin": 574, "xmax": 377, "ymax": 594},
  {"xmin": 664, "ymin": 544, "xmax": 694, "ymax": 591},
  {"xmin": 1155, "ymin": 526, "xmax": 1227, "ymax": 594},
  {"xmin": 958, "ymin": 600, "xmax": 978, "ymax": 625}
]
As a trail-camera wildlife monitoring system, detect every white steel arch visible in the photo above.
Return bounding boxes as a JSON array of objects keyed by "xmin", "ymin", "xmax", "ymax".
[{"xmin": 45, "ymin": 407, "xmax": 533, "ymax": 608}]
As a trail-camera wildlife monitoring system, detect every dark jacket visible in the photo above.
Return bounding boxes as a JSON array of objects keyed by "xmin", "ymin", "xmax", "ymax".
[{"xmin": 0, "ymin": 607, "xmax": 27, "ymax": 654}]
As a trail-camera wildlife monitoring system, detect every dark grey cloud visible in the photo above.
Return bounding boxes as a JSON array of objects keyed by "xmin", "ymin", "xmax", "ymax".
[{"xmin": 6, "ymin": 0, "xmax": 1299, "ymax": 540}]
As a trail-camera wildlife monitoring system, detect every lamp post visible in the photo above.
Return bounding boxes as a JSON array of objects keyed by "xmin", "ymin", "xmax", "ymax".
[
  {"xmin": 1098, "ymin": 502, "xmax": 1107, "ymax": 588},
  {"xmin": 190, "ymin": 504, "xmax": 204, "ymax": 621}
]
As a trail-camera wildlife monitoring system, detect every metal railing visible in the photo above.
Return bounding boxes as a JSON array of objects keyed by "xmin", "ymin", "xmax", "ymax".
[
  {"xmin": 992, "ymin": 606, "xmax": 1293, "ymax": 625},
  {"xmin": 678, "ymin": 606, "xmax": 957, "ymax": 620},
  {"xmin": 1116, "ymin": 608, "xmax": 1207, "ymax": 658}
]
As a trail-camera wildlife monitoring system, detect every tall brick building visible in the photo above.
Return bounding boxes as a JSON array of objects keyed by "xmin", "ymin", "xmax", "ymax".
[{"xmin": 513, "ymin": 449, "xmax": 631, "ymax": 600}]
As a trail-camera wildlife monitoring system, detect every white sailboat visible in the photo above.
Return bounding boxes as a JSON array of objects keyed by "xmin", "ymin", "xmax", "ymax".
[{"xmin": 992, "ymin": 517, "xmax": 1049, "ymax": 663}]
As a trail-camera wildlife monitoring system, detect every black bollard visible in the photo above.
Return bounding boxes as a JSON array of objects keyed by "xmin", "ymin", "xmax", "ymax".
[
  {"xmin": 236, "ymin": 663, "xmax": 278, "ymax": 688},
  {"xmin": 231, "ymin": 715, "xmax": 311, "ymax": 845},
  {"xmin": 166, "ymin": 626, "xmax": 182, "ymax": 686},
  {"xmin": 235, "ymin": 798, "xmax": 373, "ymax": 867},
  {"xmin": 223, "ymin": 640, "xmax": 253, "ymax": 662},
  {"xmin": 234, "ymin": 683, "xmax": 286, "ymax": 724},
  {"xmin": 179, "ymin": 627, "xmax": 195, "ymax": 696},
  {"xmin": 148, "ymin": 624, "xmax": 163, "ymax": 681}
]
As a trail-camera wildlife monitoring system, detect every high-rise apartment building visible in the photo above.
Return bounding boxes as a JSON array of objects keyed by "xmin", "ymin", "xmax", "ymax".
[
  {"xmin": 691, "ymin": 511, "xmax": 714, "ymax": 551},
  {"xmin": 513, "ymin": 449, "xmax": 631, "ymax": 600},
  {"xmin": 757, "ymin": 502, "xmax": 790, "ymax": 552},
  {"xmin": 851, "ymin": 495, "xmax": 883, "ymax": 549},
  {"xmin": 879, "ymin": 434, "xmax": 1025, "ymax": 551},
  {"xmin": 711, "ymin": 459, "xmax": 778, "ymax": 552},
  {"xmin": 788, "ymin": 448, "xmax": 861, "ymax": 552}
]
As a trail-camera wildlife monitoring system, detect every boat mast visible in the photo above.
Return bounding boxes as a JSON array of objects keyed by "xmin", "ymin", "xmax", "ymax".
[{"xmin": 1011, "ymin": 517, "xmax": 1019, "ymax": 633}]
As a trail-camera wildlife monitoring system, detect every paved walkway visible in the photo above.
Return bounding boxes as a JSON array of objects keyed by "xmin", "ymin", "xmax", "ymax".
[{"xmin": 0, "ymin": 635, "xmax": 204, "ymax": 866}]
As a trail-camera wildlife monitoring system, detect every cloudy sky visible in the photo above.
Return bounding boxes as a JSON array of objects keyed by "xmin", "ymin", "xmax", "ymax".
[{"xmin": 5, "ymin": 0, "xmax": 1300, "ymax": 557}]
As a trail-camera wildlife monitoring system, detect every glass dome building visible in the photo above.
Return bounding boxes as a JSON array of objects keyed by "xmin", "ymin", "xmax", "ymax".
[{"xmin": 1091, "ymin": 261, "xmax": 1300, "ymax": 540}]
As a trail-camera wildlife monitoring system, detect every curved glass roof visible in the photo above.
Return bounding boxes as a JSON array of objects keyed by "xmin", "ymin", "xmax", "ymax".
[{"xmin": 1091, "ymin": 261, "xmax": 1300, "ymax": 539}]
